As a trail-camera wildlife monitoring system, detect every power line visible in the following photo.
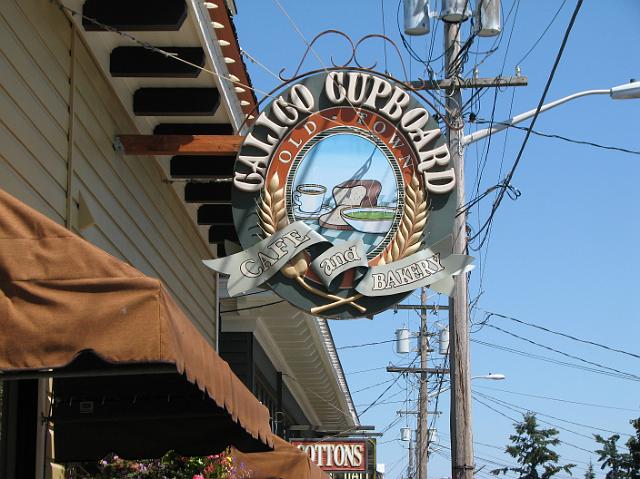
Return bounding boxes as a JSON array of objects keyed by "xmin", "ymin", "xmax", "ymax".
[
  {"xmin": 480, "ymin": 309, "xmax": 640, "ymax": 360},
  {"xmin": 482, "ymin": 323, "xmax": 640, "ymax": 381},
  {"xmin": 360, "ymin": 355, "xmax": 420, "ymax": 416},
  {"xmin": 515, "ymin": 0, "xmax": 569, "ymax": 66},
  {"xmin": 469, "ymin": 0, "xmax": 584, "ymax": 246},
  {"xmin": 473, "ymin": 120, "xmax": 640, "ymax": 156},
  {"xmin": 346, "ymin": 365, "xmax": 390, "ymax": 375},
  {"xmin": 473, "ymin": 395, "xmax": 594, "ymax": 454},
  {"xmin": 337, "ymin": 338, "xmax": 398, "ymax": 350},
  {"xmin": 352, "ymin": 378, "xmax": 397, "ymax": 394},
  {"xmin": 471, "ymin": 338, "xmax": 640, "ymax": 382},
  {"xmin": 475, "ymin": 390, "xmax": 632, "ymax": 439},
  {"xmin": 474, "ymin": 384, "xmax": 640, "ymax": 413},
  {"xmin": 381, "ymin": 0, "xmax": 388, "ymax": 73}
]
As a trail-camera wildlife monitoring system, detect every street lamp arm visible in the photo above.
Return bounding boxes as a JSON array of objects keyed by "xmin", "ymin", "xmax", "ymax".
[{"xmin": 462, "ymin": 89, "xmax": 610, "ymax": 146}]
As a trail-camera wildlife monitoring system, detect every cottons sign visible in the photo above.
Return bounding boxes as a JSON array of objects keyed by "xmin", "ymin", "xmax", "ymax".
[
  {"xmin": 204, "ymin": 69, "xmax": 473, "ymax": 319},
  {"xmin": 291, "ymin": 440, "xmax": 367, "ymax": 472}
]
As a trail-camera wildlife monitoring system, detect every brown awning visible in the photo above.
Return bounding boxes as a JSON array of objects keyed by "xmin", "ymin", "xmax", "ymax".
[
  {"xmin": 0, "ymin": 188, "xmax": 274, "ymax": 460},
  {"xmin": 233, "ymin": 435, "xmax": 330, "ymax": 479}
]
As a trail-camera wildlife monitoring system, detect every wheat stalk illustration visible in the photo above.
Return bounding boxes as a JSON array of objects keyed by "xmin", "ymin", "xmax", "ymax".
[{"xmin": 378, "ymin": 173, "xmax": 428, "ymax": 265}]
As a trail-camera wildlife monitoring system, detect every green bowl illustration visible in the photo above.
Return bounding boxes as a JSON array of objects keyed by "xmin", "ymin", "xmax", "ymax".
[{"xmin": 341, "ymin": 207, "xmax": 396, "ymax": 234}]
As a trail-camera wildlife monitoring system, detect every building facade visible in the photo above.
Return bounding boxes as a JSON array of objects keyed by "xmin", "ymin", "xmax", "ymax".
[{"xmin": 0, "ymin": 0, "xmax": 357, "ymax": 477}]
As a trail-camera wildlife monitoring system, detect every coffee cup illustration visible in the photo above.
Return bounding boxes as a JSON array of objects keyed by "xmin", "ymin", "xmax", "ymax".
[{"xmin": 293, "ymin": 184, "xmax": 327, "ymax": 214}]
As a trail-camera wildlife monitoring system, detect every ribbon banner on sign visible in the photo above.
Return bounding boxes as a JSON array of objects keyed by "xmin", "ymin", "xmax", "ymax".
[{"xmin": 205, "ymin": 221, "xmax": 472, "ymax": 298}]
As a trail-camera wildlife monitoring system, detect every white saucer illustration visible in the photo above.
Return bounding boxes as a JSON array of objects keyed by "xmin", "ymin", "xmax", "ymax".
[{"xmin": 293, "ymin": 204, "xmax": 331, "ymax": 220}]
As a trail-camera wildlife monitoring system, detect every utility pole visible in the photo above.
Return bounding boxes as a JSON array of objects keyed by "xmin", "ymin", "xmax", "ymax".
[
  {"xmin": 409, "ymin": 438, "xmax": 415, "ymax": 479},
  {"xmin": 445, "ymin": 20, "xmax": 473, "ymax": 479},
  {"xmin": 402, "ymin": 6, "xmax": 527, "ymax": 479},
  {"xmin": 417, "ymin": 286, "xmax": 428, "ymax": 479}
]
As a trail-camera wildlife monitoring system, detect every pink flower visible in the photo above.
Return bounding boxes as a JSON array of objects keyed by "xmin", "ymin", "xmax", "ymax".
[{"xmin": 193, "ymin": 475, "xmax": 205, "ymax": 479}]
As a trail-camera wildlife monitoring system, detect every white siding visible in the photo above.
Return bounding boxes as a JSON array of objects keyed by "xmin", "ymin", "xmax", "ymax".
[{"xmin": 0, "ymin": 0, "xmax": 217, "ymax": 344}]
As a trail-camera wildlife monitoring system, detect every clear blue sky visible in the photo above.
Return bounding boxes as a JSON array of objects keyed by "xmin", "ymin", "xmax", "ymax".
[{"xmin": 235, "ymin": 1, "xmax": 640, "ymax": 478}]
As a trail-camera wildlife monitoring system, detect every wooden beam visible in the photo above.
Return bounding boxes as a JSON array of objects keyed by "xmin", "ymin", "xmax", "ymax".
[{"xmin": 115, "ymin": 134, "xmax": 243, "ymax": 156}]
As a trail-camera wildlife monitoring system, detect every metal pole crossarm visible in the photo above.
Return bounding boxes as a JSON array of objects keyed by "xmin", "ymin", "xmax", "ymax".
[
  {"xmin": 386, "ymin": 366, "xmax": 450, "ymax": 374},
  {"xmin": 397, "ymin": 410, "xmax": 442, "ymax": 415},
  {"xmin": 410, "ymin": 76, "xmax": 528, "ymax": 91},
  {"xmin": 394, "ymin": 304, "xmax": 449, "ymax": 310}
]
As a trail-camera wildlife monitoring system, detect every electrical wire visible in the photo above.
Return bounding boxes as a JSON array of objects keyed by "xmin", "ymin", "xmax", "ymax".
[
  {"xmin": 482, "ymin": 322, "xmax": 640, "ymax": 381},
  {"xmin": 337, "ymin": 338, "xmax": 399, "ymax": 350},
  {"xmin": 515, "ymin": 0, "xmax": 569, "ymax": 66},
  {"xmin": 473, "ymin": 120, "xmax": 640, "ymax": 156},
  {"xmin": 472, "ymin": 396, "xmax": 594, "ymax": 454},
  {"xmin": 474, "ymin": 384, "xmax": 640, "ymax": 413},
  {"xmin": 475, "ymin": 390, "xmax": 632, "ymax": 439},
  {"xmin": 360, "ymin": 354, "xmax": 420, "ymax": 416},
  {"xmin": 381, "ymin": 0, "xmax": 388, "ymax": 73},
  {"xmin": 352, "ymin": 378, "xmax": 397, "ymax": 394},
  {"xmin": 480, "ymin": 309, "xmax": 640, "ymax": 360},
  {"xmin": 469, "ymin": 0, "xmax": 584, "ymax": 247},
  {"xmin": 346, "ymin": 365, "xmax": 390, "ymax": 375},
  {"xmin": 471, "ymin": 338, "xmax": 640, "ymax": 382}
]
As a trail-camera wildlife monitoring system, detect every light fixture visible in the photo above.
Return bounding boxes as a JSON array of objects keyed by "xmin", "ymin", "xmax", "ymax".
[
  {"xmin": 438, "ymin": 325, "xmax": 449, "ymax": 355},
  {"xmin": 473, "ymin": 373, "xmax": 505, "ymax": 380},
  {"xmin": 395, "ymin": 327, "xmax": 411, "ymax": 354},
  {"xmin": 473, "ymin": 0, "xmax": 501, "ymax": 37},
  {"xmin": 441, "ymin": 0, "xmax": 471, "ymax": 23},
  {"xmin": 404, "ymin": 0, "xmax": 430, "ymax": 36},
  {"xmin": 610, "ymin": 80, "xmax": 640, "ymax": 100}
]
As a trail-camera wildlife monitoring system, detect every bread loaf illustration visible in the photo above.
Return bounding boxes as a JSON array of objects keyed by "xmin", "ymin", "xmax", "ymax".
[{"xmin": 319, "ymin": 180, "xmax": 382, "ymax": 230}]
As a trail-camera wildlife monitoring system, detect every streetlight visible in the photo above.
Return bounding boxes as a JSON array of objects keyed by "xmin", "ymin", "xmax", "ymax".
[
  {"xmin": 448, "ymin": 79, "xmax": 638, "ymax": 479},
  {"xmin": 473, "ymin": 373, "xmax": 505, "ymax": 381},
  {"xmin": 463, "ymin": 80, "xmax": 640, "ymax": 146}
]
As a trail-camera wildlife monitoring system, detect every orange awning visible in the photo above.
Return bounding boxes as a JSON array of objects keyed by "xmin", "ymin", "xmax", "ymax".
[
  {"xmin": 233, "ymin": 435, "xmax": 330, "ymax": 479},
  {"xmin": 0, "ymin": 188, "xmax": 274, "ymax": 460}
]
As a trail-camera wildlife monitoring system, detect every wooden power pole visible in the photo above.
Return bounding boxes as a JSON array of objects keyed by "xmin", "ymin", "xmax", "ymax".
[
  {"xmin": 401, "ymin": 16, "xmax": 527, "ymax": 479},
  {"xmin": 445, "ymin": 20, "xmax": 475, "ymax": 479},
  {"xmin": 417, "ymin": 286, "xmax": 428, "ymax": 479}
]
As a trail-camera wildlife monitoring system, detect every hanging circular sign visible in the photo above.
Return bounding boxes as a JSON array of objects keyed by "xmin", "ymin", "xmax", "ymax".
[{"xmin": 205, "ymin": 69, "xmax": 472, "ymax": 319}]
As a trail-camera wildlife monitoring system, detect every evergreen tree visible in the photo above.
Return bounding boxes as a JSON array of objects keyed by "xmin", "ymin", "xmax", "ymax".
[
  {"xmin": 595, "ymin": 433, "xmax": 627, "ymax": 479},
  {"xmin": 492, "ymin": 412, "xmax": 575, "ymax": 479},
  {"xmin": 595, "ymin": 417, "xmax": 640, "ymax": 479},
  {"xmin": 584, "ymin": 461, "xmax": 595, "ymax": 479},
  {"xmin": 626, "ymin": 418, "xmax": 640, "ymax": 479}
]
